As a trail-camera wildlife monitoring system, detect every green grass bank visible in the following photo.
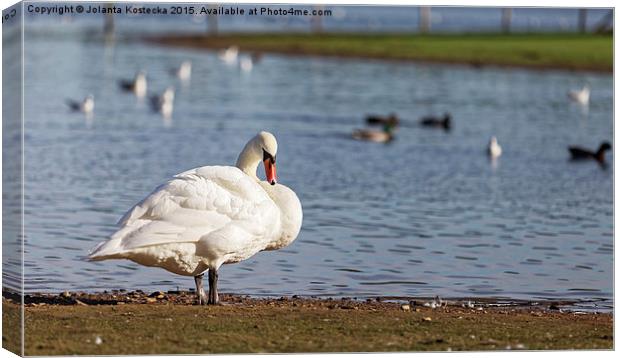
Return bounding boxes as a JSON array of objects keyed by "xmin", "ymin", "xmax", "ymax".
[{"xmin": 147, "ymin": 33, "xmax": 612, "ymax": 72}]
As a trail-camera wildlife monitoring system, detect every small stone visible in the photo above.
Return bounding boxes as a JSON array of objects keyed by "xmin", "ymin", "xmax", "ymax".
[
  {"xmin": 60, "ymin": 291, "xmax": 71, "ymax": 298},
  {"xmin": 146, "ymin": 297, "xmax": 157, "ymax": 303},
  {"xmin": 95, "ymin": 336, "xmax": 102, "ymax": 345},
  {"xmin": 423, "ymin": 317, "xmax": 432, "ymax": 322},
  {"xmin": 401, "ymin": 304, "xmax": 411, "ymax": 312}
]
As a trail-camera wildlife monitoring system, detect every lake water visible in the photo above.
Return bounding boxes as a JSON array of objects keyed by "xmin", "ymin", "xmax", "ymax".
[{"xmin": 5, "ymin": 10, "xmax": 614, "ymax": 307}]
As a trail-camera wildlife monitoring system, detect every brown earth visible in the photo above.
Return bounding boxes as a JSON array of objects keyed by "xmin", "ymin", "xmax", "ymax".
[{"xmin": 2, "ymin": 290, "xmax": 613, "ymax": 355}]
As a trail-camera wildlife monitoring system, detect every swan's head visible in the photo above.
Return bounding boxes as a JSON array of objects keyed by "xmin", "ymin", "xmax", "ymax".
[
  {"xmin": 490, "ymin": 136, "xmax": 498, "ymax": 145},
  {"xmin": 236, "ymin": 131, "xmax": 279, "ymax": 184},
  {"xmin": 255, "ymin": 131, "xmax": 278, "ymax": 185}
]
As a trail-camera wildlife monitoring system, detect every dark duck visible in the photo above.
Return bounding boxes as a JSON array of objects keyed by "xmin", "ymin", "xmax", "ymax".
[
  {"xmin": 568, "ymin": 142, "xmax": 611, "ymax": 166},
  {"xmin": 366, "ymin": 113, "xmax": 399, "ymax": 127},
  {"xmin": 420, "ymin": 113, "xmax": 451, "ymax": 131}
]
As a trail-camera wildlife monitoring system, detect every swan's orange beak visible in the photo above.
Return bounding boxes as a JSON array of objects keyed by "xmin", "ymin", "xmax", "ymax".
[{"xmin": 264, "ymin": 158, "xmax": 277, "ymax": 185}]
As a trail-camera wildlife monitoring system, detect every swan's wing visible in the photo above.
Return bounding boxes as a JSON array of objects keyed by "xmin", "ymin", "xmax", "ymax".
[{"xmin": 89, "ymin": 166, "xmax": 276, "ymax": 259}]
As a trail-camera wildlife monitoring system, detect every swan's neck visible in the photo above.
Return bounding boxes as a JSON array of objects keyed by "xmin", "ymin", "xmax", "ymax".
[{"xmin": 235, "ymin": 140, "xmax": 260, "ymax": 181}]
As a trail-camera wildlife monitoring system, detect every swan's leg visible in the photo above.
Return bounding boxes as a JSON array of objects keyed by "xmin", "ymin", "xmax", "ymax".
[
  {"xmin": 194, "ymin": 273, "xmax": 207, "ymax": 305},
  {"xmin": 207, "ymin": 268, "xmax": 219, "ymax": 305}
]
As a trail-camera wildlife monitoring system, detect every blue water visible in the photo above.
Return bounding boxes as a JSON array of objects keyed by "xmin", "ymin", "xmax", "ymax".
[{"xmin": 5, "ymin": 6, "xmax": 614, "ymax": 307}]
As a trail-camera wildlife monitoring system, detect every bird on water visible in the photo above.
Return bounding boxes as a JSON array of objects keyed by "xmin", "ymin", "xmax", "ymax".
[{"xmin": 568, "ymin": 141, "xmax": 611, "ymax": 167}]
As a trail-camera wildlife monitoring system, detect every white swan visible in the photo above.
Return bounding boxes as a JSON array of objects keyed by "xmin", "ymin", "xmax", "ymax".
[
  {"xmin": 568, "ymin": 85, "xmax": 590, "ymax": 105},
  {"xmin": 88, "ymin": 131, "xmax": 303, "ymax": 305},
  {"xmin": 487, "ymin": 136, "xmax": 502, "ymax": 158}
]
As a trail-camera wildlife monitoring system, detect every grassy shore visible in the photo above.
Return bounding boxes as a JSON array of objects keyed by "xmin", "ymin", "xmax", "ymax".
[
  {"xmin": 2, "ymin": 291, "xmax": 613, "ymax": 355},
  {"xmin": 147, "ymin": 33, "xmax": 612, "ymax": 72}
]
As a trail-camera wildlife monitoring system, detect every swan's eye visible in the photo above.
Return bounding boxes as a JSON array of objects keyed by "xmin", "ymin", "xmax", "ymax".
[{"xmin": 263, "ymin": 149, "xmax": 276, "ymax": 164}]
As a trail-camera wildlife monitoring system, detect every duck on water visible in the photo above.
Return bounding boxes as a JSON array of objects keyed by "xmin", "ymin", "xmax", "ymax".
[
  {"xmin": 420, "ymin": 113, "xmax": 451, "ymax": 131},
  {"xmin": 88, "ymin": 132, "xmax": 303, "ymax": 305},
  {"xmin": 568, "ymin": 141, "xmax": 611, "ymax": 167}
]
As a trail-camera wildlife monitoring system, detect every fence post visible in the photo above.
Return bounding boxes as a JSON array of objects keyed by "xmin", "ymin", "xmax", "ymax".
[
  {"xmin": 578, "ymin": 9, "xmax": 587, "ymax": 33},
  {"xmin": 311, "ymin": 5, "xmax": 323, "ymax": 33},
  {"xmin": 207, "ymin": 4, "xmax": 219, "ymax": 35},
  {"xmin": 420, "ymin": 7, "xmax": 431, "ymax": 33},
  {"xmin": 501, "ymin": 8, "xmax": 512, "ymax": 33}
]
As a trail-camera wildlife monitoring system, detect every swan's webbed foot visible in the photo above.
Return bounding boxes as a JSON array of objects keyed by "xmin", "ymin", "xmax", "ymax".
[
  {"xmin": 207, "ymin": 268, "xmax": 219, "ymax": 305},
  {"xmin": 194, "ymin": 273, "xmax": 207, "ymax": 305}
]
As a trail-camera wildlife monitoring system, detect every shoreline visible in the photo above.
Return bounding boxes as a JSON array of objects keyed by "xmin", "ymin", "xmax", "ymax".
[
  {"xmin": 144, "ymin": 32, "xmax": 613, "ymax": 73},
  {"xmin": 3, "ymin": 290, "xmax": 613, "ymax": 354},
  {"xmin": 3, "ymin": 289, "xmax": 612, "ymax": 312}
]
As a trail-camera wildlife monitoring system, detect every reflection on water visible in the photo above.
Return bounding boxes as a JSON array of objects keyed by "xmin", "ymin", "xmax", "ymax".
[{"xmin": 16, "ymin": 22, "xmax": 612, "ymax": 306}]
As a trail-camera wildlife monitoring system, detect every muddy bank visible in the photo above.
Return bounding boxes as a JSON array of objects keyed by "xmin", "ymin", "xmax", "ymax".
[{"xmin": 2, "ymin": 290, "xmax": 613, "ymax": 355}]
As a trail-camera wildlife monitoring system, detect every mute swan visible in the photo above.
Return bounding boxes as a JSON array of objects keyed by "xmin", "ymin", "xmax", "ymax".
[
  {"xmin": 66, "ymin": 94, "xmax": 94, "ymax": 115},
  {"xmin": 119, "ymin": 71, "xmax": 147, "ymax": 98},
  {"xmin": 89, "ymin": 132, "xmax": 303, "ymax": 305},
  {"xmin": 420, "ymin": 113, "xmax": 451, "ymax": 131},
  {"xmin": 568, "ymin": 85, "xmax": 590, "ymax": 105},
  {"xmin": 150, "ymin": 87, "xmax": 175, "ymax": 118},
  {"xmin": 487, "ymin": 136, "xmax": 502, "ymax": 158},
  {"xmin": 568, "ymin": 141, "xmax": 611, "ymax": 165},
  {"xmin": 352, "ymin": 124, "xmax": 395, "ymax": 143},
  {"xmin": 366, "ymin": 113, "xmax": 399, "ymax": 127}
]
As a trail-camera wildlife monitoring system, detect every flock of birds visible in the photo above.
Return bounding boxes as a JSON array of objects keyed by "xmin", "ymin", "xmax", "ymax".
[
  {"xmin": 72, "ymin": 47, "xmax": 609, "ymax": 305},
  {"xmin": 351, "ymin": 84, "xmax": 610, "ymax": 167},
  {"xmin": 66, "ymin": 46, "xmax": 260, "ymax": 121}
]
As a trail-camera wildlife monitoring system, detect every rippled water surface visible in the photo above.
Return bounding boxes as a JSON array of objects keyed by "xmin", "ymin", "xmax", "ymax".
[{"xmin": 13, "ymin": 18, "xmax": 613, "ymax": 305}]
